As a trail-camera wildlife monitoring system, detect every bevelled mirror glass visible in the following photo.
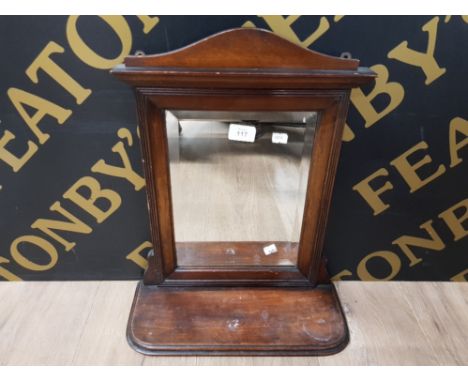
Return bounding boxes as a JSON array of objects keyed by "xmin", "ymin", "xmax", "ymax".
[{"xmin": 165, "ymin": 110, "xmax": 318, "ymax": 268}]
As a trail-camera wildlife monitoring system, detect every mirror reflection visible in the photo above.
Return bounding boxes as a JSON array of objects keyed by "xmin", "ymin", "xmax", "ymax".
[{"xmin": 166, "ymin": 110, "xmax": 318, "ymax": 267}]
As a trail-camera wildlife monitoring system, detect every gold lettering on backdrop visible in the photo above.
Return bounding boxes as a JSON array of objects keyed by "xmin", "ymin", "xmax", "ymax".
[
  {"xmin": 126, "ymin": 241, "xmax": 152, "ymax": 270},
  {"xmin": 1, "ymin": 15, "xmax": 160, "ymax": 278},
  {"xmin": 0, "ymin": 257, "xmax": 22, "ymax": 281},
  {"xmin": 1, "ymin": 16, "xmax": 158, "ymax": 176},
  {"xmin": 352, "ymin": 168, "xmax": 393, "ymax": 215},
  {"xmin": 332, "ymin": 196, "xmax": 468, "ymax": 281},
  {"xmin": 63, "ymin": 176, "xmax": 122, "ymax": 224},
  {"xmin": 450, "ymin": 268, "xmax": 468, "ymax": 281},
  {"xmin": 449, "ymin": 117, "xmax": 468, "ymax": 168},
  {"xmin": 388, "ymin": 17, "xmax": 446, "ymax": 85},
  {"xmin": 438, "ymin": 199, "xmax": 468, "ymax": 241},
  {"xmin": 242, "ymin": 15, "xmax": 344, "ymax": 47},
  {"xmin": 10, "ymin": 235, "xmax": 58, "ymax": 271},
  {"xmin": 356, "ymin": 251, "xmax": 401, "ymax": 281},
  {"xmin": 390, "ymin": 141, "xmax": 446, "ymax": 193},
  {"xmin": 445, "ymin": 16, "xmax": 468, "ymax": 24},
  {"xmin": 2, "ymin": 17, "xmax": 464, "ymax": 280},
  {"xmin": 345, "ymin": 16, "xmax": 463, "ymax": 142},
  {"xmin": 242, "ymin": 21, "xmax": 256, "ymax": 28},
  {"xmin": 354, "ymin": 117, "xmax": 467, "ymax": 215},
  {"xmin": 259, "ymin": 15, "xmax": 330, "ymax": 47},
  {"xmin": 26, "ymin": 42, "xmax": 92, "ymax": 104},
  {"xmin": 7, "ymin": 88, "xmax": 71, "ymax": 144},
  {"xmin": 392, "ymin": 220, "xmax": 445, "ymax": 267},
  {"xmin": 91, "ymin": 128, "xmax": 145, "ymax": 191},
  {"xmin": 66, "ymin": 16, "xmax": 132, "ymax": 69},
  {"xmin": 31, "ymin": 202, "xmax": 92, "ymax": 252},
  {"xmin": 342, "ymin": 125, "xmax": 355, "ymax": 142},
  {"xmin": 135, "ymin": 16, "xmax": 160, "ymax": 34},
  {"xmin": 0, "ymin": 130, "xmax": 38, "ymax": 172},
  {"xmin": 349, "ymin": 64, "xmax": 405, "ymax": 128},
  {"xmin": 1, "ymin": 128, "xmax": 145, "ymax": 279},
  {"xmin": 236, "ymin": 16, "xmax": 415, "ymax": 143},
  {"xmin": 330, "ymin": 269, "xmax": 353, "ymax": 281}
]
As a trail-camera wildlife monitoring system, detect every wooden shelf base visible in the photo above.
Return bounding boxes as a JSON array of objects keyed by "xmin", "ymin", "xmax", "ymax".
[{"xmin": 127, "ymin": 282, "xmax": 349, "ymax": 355}]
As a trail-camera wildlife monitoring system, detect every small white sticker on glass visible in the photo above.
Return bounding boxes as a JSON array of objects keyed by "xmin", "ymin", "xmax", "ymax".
[
  {"xmin": 272, "ymin": 132, "xmax": 288, "ymax": 144},
  {"xmin": 263, "ymin": 243, "xmax": 278, "ymax": 256},
  {"xmin": 228, "ymin": 123, "xmax": 256, "ymax": 143}
]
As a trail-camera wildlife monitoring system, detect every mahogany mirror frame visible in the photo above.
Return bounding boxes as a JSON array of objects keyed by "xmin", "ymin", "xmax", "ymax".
[
  {"xmin": 112, "ymin": 28, "xmax": 376, "ymax": 355},
  {"xmin": 134, "ymin": 91, "xmax": 348, "ymax": 287}
]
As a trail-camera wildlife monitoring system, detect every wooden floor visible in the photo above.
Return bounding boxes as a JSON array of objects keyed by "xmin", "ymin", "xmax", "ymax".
[{"xmin": 0, "ymin": 281, "xmax": 466, "ymax": 365}]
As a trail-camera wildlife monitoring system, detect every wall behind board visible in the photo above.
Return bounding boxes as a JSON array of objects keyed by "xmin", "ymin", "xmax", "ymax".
[{"xmin": 0, "ymin": 16, "xmax": 467, "ymax": 281}]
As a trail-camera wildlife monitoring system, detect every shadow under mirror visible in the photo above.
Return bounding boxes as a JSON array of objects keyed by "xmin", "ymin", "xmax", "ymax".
[{"xmin": 165, "ymin": 110, "xmax": 318, "ymax": 268}]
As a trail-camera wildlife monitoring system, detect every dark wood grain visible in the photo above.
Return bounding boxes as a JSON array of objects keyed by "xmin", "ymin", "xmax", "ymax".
[
  {"xmin": 111, "ymin": 28, "xmax": 375, "ymax": 90},
  {"xmin": 124, "ymin": 28, "xmax": 359, "ymax": 70},
  {"xmin": 138, "ymin": 92, "xmax": 348, "ymax": 286},
  {"xmin": 128, "ymin": 282, "xmax": 348, "ymax": 355}
]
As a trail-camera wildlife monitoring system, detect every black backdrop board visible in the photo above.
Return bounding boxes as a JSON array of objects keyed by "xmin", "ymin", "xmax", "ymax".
[{"xmin": 0, "ymin": 16, "xmax": 467, "ymax": 282}]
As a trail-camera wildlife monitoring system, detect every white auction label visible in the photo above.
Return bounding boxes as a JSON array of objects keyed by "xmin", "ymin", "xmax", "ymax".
[
  {"xmin": 263, "ymin": 243, "xmax": 278, "ymax": 256},
  {"xmin": 272, "ymin": 132, "xmax": 288, "ymax": 144},
  {"xmin": 228, "ymin": 123, "xmax": 256, "ymax": 143}
]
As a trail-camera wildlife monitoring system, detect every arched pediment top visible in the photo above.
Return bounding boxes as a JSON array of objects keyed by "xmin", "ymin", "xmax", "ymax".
[{"xmin": 124, "ymin": 28, "xmax": 360, "ymax": 71}]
